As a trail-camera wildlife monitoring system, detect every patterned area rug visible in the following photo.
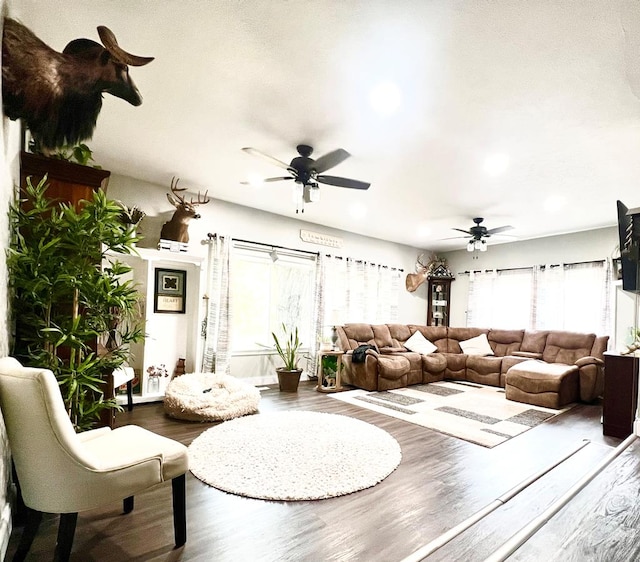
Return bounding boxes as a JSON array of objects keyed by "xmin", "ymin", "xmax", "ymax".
[
  {"xmin": 188, "ymin": 411, "xmax": 402, "ymax": 500},
  {"xmin": 329, "ymin": 381, "xmax": 574, "ymax": 448}
]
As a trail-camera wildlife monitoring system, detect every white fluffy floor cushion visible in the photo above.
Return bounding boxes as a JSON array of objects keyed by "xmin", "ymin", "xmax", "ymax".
[{"xmin": 164, "ymin": 372, "xmax": 261, "ymax": 422}]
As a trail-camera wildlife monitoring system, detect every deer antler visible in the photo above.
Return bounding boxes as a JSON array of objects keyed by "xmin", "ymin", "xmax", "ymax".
[
  {"xmin": 191, "ymin": 190, "xmax": 210, "ymax": 206},
  {"xmin": 170, "ymin": 177, "xmax": 187, "ymax": 203},
  {"xmin": 416, "ymin": 253, "xmax": 430, "ymax": 271}
]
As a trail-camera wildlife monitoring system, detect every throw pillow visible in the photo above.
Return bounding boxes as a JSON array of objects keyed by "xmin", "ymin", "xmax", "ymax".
[
  {"xmin": 404, "ymin": 331, "xmax": 438, "ymax": 355},
  {"xmin": 459, "ymin": 333, "xmax": 494, "ymax": 356}
]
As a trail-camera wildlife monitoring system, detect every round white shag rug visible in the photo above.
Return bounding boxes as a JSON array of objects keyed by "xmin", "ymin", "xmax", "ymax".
[
  {"xmin": 164, "ymin": 372, "xmax": 260, "ymax": 422},
  {"xmin": 188, "ymin": 410, "xmax": 402, "ymax": 501}
]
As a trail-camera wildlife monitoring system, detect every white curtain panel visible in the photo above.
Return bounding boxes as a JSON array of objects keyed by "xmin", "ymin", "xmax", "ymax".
[
  {"xmin": 469, "ymin": 261, "xmax": 611, "ymax": 335},
  {"xmin": 322, "ymin": 255, "xmax": 400, "ymax": 327},
  {"xmin": 202, "ymin": 235, "xmax": 232, "ymax": 375}
]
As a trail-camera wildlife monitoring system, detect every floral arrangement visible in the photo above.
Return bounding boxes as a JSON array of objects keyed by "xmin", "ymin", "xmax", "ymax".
[{"xmin": 147, "ymin": 364, "xmax": 169, "ymax": 379}]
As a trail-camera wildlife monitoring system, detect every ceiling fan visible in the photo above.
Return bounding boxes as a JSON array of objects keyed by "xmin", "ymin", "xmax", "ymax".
[
  {"xmin": 448, "ymin": 217, "xmax": 514, "ymax": 252},
  {"xmin": 242, "ymin": 144, "xmax": 370, "ymax": 213}
]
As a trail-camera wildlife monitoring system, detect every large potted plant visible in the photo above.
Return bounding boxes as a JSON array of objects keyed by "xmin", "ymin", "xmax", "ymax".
[
  {"xmin": 7, "ymin": 175, "xmax": 143, "ymax": 430},
  {"xmin": 272, "ymin": 323, "xmax": 303, "ymax": 392}
]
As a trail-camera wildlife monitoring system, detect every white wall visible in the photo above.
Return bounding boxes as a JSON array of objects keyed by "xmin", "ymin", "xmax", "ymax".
[{"xmin": 442, "ymin": 226, "xmax": 620, "ymax": 330}]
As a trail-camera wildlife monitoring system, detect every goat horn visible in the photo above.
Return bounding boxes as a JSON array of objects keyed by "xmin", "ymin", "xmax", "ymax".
[{"xmin": 97, "ymin": 26, "xmax": 154, "ymax": 67}]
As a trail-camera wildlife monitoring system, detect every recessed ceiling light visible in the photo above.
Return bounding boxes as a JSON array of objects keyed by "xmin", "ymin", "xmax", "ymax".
[
  {"xmin": 483, "ymin": 153, "xmax": 509, "ymax": 176},
  {"xmin": 369, "ymin": 81, "xmax": 402, "ymax": 115}
]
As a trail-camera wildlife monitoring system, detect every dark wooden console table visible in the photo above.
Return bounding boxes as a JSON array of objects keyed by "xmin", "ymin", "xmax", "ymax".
[{"xmin": 603, "ymin": 352, "xmax": 639, "ymax": 438}]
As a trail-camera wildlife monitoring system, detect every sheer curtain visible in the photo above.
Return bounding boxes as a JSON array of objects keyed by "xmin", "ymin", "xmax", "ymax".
[
  {"xmin": 535, "ymin": 261, "xmax": 611, "ymax": 334},
  {"xmin": 468, "ymin": 261, "xmax": 611, "ymax": 334},
  {"xmin": 202, "ymin": 234, "xmax": 232, "ymax": 374},
  {"xmin": 321, "ymin": 255, "xmax": 401, "ymax": 326},
  {"xmin": 467, "ymin": 269, "xmax": 533, "ymax": 328}
]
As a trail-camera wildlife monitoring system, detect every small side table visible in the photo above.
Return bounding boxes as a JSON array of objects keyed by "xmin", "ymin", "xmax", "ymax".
[{"xmin": 316, "ymin": 350, "xmax": 345, "ymax": 393}]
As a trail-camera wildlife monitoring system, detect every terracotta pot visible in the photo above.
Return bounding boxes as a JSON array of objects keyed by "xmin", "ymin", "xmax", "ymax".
[{"xmin": 276, "ymin": 368, "xmax": 303, "ymax": 392}]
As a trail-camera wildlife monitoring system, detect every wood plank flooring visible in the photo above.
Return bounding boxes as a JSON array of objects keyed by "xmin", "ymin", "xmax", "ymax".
[{"xmin": 6, "ymin": 381, "xmax": 638, "ymax": 561}]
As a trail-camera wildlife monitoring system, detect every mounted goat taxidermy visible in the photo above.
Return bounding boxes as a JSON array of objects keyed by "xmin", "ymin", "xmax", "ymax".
[
  {"xmin": 160, "ymin": 177, "xmax": 210, "ymax": 244},
  {"xmin": 1, "ymin": 17, "xmax": 154, "ymax": 151}
]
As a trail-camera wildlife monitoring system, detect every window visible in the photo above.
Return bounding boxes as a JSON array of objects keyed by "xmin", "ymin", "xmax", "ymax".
[
  {"xmin": 230, "ymin": 245, "xmax": 316, "ymax": 352},
  {"xmin": 467, "ymin": 261, "xmax": 611, "ymax": 334},
  {"xmin": 322, "ymin": 256, "xmax": 401, "ymax": 326},
  {"xmin": 535, "ymin": 262, "xmax": 610, "ymax": 334},
  {"xmin": 467, "ymin": 269, "xmax": 533, "ymax": 328}
]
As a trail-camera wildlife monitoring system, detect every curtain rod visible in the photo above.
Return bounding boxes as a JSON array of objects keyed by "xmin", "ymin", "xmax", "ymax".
[
  {"xmin": 206, "ymin": 233, "xmax": 319, "ymax": 256},
  {"xmin": 324, "ymin": 254, "xmax": 404, "ymax": 272},
  {"xmin": 458, "ymin": 259, "xmax": 606, "ymax": 275}
]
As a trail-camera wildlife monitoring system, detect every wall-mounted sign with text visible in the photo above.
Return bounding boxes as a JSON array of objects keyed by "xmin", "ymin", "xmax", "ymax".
[{"xmin": 300, "ymin": 229, "xmax": 343, "ymax": 248}]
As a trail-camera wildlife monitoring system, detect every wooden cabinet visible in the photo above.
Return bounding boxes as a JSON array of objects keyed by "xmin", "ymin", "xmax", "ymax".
[
  {"xmin": 20, "ymin": 151, "xmax": 110, "ymax": 209},
  {"xmin": 427, "ymin": 277, "xmax": 453, "ymax": 327},
  {"xmin": 603, "ymin": 352, "xmax": 639, "ymax": 438}
]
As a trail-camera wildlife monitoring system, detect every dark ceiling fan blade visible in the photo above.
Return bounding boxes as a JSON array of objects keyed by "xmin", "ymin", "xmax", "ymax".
[
  {"xmin": 317, "ymin": 175, "xmax": 370, "ymax": 190},
  {"xmin": 242, "ymin": 147, "xmax": 293, "ymax": 172},
  {"xmin": 240, "ymin": 176, "xmax": 294, "ymax": 185},
  {"xmin": 486, "ymin": 225, "xmax": 514, "ymax": 235},
  {"xmin": 313, "ymin": 149, "xmax": 351, "ymax": 173},
  {"xmin": 452, "ymin": 228, "xmax": 473, "ymax": 235}
]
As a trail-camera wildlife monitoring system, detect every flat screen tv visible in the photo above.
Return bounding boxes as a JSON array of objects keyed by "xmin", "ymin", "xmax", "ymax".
[{"xmin": 616, "ymin": 200, "xmax": 640, "ymax": 292}]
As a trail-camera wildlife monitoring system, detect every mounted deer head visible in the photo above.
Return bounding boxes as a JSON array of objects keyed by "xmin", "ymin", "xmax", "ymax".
[
  {"xmin": 160, "ymin": 177, "xmax": 210, "ymax": 244},
  {"xmin": 405, "ymin": 253, "xmax": 430, "ymax": 292}
]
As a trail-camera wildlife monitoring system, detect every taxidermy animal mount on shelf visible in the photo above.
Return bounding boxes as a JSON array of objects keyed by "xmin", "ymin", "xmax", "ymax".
[
  {"xmin": 1, "ymin": 17, "xmax": 154, "ymax": 151},
  {"xmin": 160, "ymin": 177, "xmax": 210, "ymax": 244}
]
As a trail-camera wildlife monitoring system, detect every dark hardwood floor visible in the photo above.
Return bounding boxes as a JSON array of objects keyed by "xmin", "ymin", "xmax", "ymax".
[{"xmin": 6, "ymin": 381, "xmax": 638, "ymax": 561}]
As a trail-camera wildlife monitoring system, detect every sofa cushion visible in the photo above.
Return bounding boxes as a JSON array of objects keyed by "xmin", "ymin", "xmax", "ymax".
[
  {"xmin": 459, "ymin": 333, "xmax": 494, "ymax": 356},
  {"xmin": 371, "ymin": 324, "xmax": 395, "ymax": 349},
  {"xmin": 404, "ymin": 331, "xmax": 437, "ymax": 355},
  {"xmin": 542, "ymin": 331, "xmax": 596, "ymax": 364},
  {"xmin": 409, "ymin": 325, "xmax": 448, "ymax": 352},
  {"xmin": 445, "ymin": 328, "xmax": 488, "ymax": 353},
  {"xmin": 340, "ymin": 324, "xmax": 376, "ymax": 350},
  {"xmin": 377, "ymin": 356, "xmax": 410, "ymax": 380},
  {"xmin": 466, "ymin": 356, "xmax": 502, "ymax": 386},
  {"xmin": 521, "ymin": 331, "xmax": 549, "ymax": 353},
  {"xmin": 488, "ymin": 329, "xmax": 524, "ymax": 356}
]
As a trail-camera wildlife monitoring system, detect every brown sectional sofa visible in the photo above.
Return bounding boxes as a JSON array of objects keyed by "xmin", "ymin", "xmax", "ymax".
[{"xmin": 336, "ymin": 324, "xmax": 609, "ymax": 409}]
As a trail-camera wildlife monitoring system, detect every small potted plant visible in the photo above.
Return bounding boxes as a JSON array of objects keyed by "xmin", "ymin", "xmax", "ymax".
[{"xmin": 272, "ymin": 323, "xmax": 303, "ymax": 392}]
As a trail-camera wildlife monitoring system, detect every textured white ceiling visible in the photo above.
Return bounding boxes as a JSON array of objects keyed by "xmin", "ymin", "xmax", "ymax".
[{"xmin": 12, "ymin": 0, "xmax": 640, "ymax": 250}]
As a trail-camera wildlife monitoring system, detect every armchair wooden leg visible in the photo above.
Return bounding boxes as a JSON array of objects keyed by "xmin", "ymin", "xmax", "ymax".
[
  {"xmin": 123, "ymin": 496, "xmax": 134, "ymax": 514},
  {"xmin": 54, "ymin": 512, "xmax": 77, "ymax": 562},
  {"xmin": 12, "ymin": 507, "xmax": 42, "ymax": 562},
  {"xmin": 172, "ymin": 474, "xmax": 186, "ymax": 547}
]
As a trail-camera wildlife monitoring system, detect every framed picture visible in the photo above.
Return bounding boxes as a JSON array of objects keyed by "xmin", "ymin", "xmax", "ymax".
[{"xmin": 154, "ymin": 268, "xmax": 186, "ymax": 313}]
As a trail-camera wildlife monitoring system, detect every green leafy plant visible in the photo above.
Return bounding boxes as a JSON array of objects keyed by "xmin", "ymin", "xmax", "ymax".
[
  {"xmin": 29, "ymin": 140, "xmax": 100, "ymax": 168},
  {"xmin": 272, "ymin": 323, "xmax": 302, "ymax": 371},
  {"xmin": 321, "ymin": 355, "xmax": 338, "ymax": 378},
  {"xmin": 7, "ymin": 175, "xmax": 143, "ymax": 430}
]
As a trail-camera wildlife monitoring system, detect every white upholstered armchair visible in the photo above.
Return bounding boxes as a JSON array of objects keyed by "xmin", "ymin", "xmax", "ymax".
[{"xmin": 0, "ymin": 357, "xmax": 189, "ymax": 561}]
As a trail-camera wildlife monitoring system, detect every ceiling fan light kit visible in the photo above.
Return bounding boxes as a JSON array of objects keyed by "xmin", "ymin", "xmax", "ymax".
[
  {"xmin": 242, "ymin": 144, "xmax": 370, "ymax": 213},
  {"xmin": 452, "ymin": 217, "xmax": 513, "ymax": 253}
]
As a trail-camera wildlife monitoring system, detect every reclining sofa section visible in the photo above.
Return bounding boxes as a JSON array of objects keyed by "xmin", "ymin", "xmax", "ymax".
[{"xmin": 336, "ymin": 324, "xmax": 609, "ymax": 409}]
